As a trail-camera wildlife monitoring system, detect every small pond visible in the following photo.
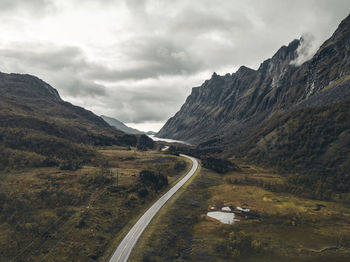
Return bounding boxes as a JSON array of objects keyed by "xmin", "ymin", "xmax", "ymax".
[{"xmin": 207, "ymin": 211, "xmax": 236, "ymax": 224}]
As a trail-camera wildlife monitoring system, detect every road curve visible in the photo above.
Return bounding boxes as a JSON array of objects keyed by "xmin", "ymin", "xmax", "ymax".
[{"xmin": 108, "ymin": 154, "xmax": 199, "ymax": 262}]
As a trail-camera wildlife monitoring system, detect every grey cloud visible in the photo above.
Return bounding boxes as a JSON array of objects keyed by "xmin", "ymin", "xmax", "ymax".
[
  {"xmin": 125, "ymin": 0, "xmax": 146, "ymax": 15},
  {"xmin": 86, "ymin": 38, "xmax": 203, "ymax": 81},
  {"xmin": 169, "ymin": 4, "xmax": 253, "ymax": 36},
  {"xmin": 53, "ymin": 76, "xmax": 107, "ymax": 97},
  {"xmin": 1, "ymin": 0, "xmax": 350, "ymax": 127},
  {"xmin": 0, "ymin": 0, "xmax": 55, "ymax": 15},
  {"xmin": 0, "ymin": 40, "xmax": 200, "ymax": 85},
  {"xmin": 101, "ymin": 84, "xmax": 186, "ymax": 123},
  {"xmin": 0, "ymin": 45, "xmax": 106, "ymax": 97},
  {"xmin": 0, "ymin": 46, "xmax": 88, "ymax": 71}
]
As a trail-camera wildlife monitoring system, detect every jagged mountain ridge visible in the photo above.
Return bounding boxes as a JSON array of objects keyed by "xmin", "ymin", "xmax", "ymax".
[{"xmin": 157, "ymin": 14, "xmax": 350, "ymax": 145}]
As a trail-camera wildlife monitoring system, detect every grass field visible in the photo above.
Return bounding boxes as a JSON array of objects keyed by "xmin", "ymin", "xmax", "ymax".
[
  {"xmin": 129, "ymin": 158, "xmax": 198, "ymax": 261},
  {"xmin": 131, "ymin": 162, "xmax": 350, "ymax": 261},
  {"xmin": 0, "ymin": 146, "xmax": 189, "ymax": 262}
]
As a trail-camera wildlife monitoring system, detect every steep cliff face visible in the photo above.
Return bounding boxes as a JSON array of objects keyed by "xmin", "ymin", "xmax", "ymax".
[
  {"xmin": 302, "ymin": 14, "xmax": 350, "ymax": 99},
  {"xmin": 157, "ymin": 39, "xmax": 301, "ymax": 143},
  {"xmin": 157, "ymin": 14, "xmax": 350, "ymax": 145}
]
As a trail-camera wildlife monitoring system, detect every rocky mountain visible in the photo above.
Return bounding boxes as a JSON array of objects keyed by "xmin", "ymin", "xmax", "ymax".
[
  {"xmin": 101, "ymin": 115, "xmax": 144, "ymax": 134},
  {"xmin": 157, "ymin": 14, "xmax": 350, "ymax": 146},
  {"xmin": 158, "ymin": 14, "xmax": 350, "ymax": 199},
  {"xmin": 0, "ymin": 72, "xmax": 137, "ymax": 170}
]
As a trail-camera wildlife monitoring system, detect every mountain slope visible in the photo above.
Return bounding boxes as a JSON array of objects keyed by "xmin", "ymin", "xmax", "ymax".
[
  {"xmin": 157, "ymin": 14, "xmax": 350, "ymax": 145},
  {"xmin": 235, "ymin": 98, "xmax": 350, "ymax": 198},
  {"xmin": 101, "ymin": 115, "xmax": 144, "ymax": 134},
  {"xmin": 0, "ymin": 72, "xmax": 136, "ymax": 170},
  {"xmin": 157, "ymin": 14, "xmax": 350, "ymax": 199}
]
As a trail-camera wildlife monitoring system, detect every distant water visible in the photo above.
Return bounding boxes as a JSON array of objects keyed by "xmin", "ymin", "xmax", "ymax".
[{"xmin": 148, "ymin": 135, "xmax": 191, "ymax": 145}]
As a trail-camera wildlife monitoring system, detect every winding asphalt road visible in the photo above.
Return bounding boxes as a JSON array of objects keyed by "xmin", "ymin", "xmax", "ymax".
[{"xmin": 108, "ymin": 154, "xmax": 199, "ymax": 262}]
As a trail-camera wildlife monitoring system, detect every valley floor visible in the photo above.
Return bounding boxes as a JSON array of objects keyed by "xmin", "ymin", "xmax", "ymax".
[
  {"xmin": 130, "ymin": 161, "xmax": 350, "ymax": 262},
  {"xmin": 0, "ymin": 147, "xmax": 190, "ymax": 262}
]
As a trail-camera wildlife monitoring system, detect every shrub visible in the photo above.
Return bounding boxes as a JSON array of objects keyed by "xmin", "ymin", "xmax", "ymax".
[
  {"xmin": 137, "ymin": 135, "xmax": 155, "ymax": 151},
  {"xmin": 120, "ymin": 134, "xmax": 137, "ymax": 146},
  {"xmin": 201, "ymin": 157, "xmax": 240, "ymax": 174},
  {"xmin": 139, "ymin": 170, "xmax": 168, "ymax": 190},
  {"xmin": 226, "ymin": 230, "xmax": 262, "ymax": 258},
  {"xmin": 59, "ymin": 160, "xmax": 82, "ymax": 171},
  {"xmin": 138, "ymin": 187, "xmax": 149, "ymax": 197}
]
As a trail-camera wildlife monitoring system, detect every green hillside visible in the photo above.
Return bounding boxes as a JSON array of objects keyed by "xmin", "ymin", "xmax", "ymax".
[
  {"xmin": 0, "ymin": 72, "xmax": 137, "ymax": 170},
  {"xmin": 236, "ymin": 98, "xmax": 350, "ymax": 199}
]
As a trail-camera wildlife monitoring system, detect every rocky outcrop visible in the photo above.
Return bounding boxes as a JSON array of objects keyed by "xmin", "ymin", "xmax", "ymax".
[{"xmin": 157, "ymin": 14, "xmax": 350, "ymax": 145}]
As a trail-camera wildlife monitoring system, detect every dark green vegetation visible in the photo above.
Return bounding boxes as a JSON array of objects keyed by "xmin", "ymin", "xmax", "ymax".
[
  {"xmin": 132, "ymin": 165, "xmax": 350, "ymax": 262},
  {"xmin": 136, "ymin": 135, "xmax": 155, "ymax": 151},
  {"xmin": 168, "ymin": 98, "xmax": 350, "ymax": 202},
  {"xmin": 0, "ymin": 147, "xmax": 189, "ymax": 262},
  {"xmin": 0, "ymin": 72, "xmax": 153, "ymax": 171},
  {"xmin": 201, "ymin": 157, "xmax": 240, "ymax": 174},
  {"xmin": 237, "ymin": 98, "xmax": 350, "ymax": 200},
  {"xmin": 139, "ymin": 170, "xmax": 168, "ymax": 191}
]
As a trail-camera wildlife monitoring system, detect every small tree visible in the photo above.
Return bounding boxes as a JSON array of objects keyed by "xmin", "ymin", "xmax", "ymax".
[{"xmin": 137, "ymin": 135, "xmax": 155, "ymax": 151}]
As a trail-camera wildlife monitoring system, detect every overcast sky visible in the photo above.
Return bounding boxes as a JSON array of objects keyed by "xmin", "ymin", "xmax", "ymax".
[{"xmin": 0, "ymin": 0, "xmax": 349, "ymax": 131}]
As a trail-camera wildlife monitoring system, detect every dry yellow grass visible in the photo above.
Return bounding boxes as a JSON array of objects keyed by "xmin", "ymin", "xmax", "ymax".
[
  {"xmin": 0, "ymin": 146, "xmax": 190, "ymax": 262},
  {"xmin": 192, "ymin": 166, "xmax": 350, "ymax": 261}
]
